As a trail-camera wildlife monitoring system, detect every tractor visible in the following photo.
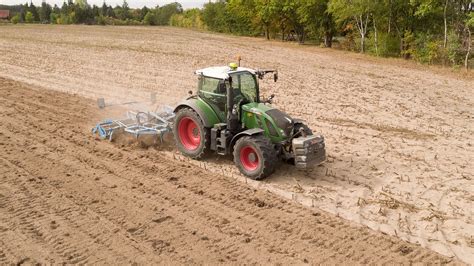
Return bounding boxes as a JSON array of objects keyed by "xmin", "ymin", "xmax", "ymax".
[{"xmin": 172, "ymin": 62, "xmax": 326, "ymax": 179}]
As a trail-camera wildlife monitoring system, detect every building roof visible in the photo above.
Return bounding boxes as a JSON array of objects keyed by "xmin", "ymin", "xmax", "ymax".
[
  {"xmin": 0, "ymin": 10, "xmax": 10, "ymax": 19},
  {"xmin": 195, "ymin": 66, "xmax": 256, "ymax": 80}
]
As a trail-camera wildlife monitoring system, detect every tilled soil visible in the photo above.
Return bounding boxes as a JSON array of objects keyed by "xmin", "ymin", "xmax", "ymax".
[
  {"xmin": 0, "ymin": 25, "xmax": 473, "ymax": 263},
  {"xmin": 0, "ymin": 77, "xmax": 456, "ymax": 264}
]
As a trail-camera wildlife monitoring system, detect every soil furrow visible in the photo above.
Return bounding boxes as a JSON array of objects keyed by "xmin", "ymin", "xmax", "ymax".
[
  {"xmin": 0, "ymin": 99, "xmax": 420, "ymax": 263},
  {"xmin": 0, "ymin": 76, "xmax": 458, "ymax": 264}
]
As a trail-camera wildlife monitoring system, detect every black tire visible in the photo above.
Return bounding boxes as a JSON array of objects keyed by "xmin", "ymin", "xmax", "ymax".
[
  {"xmin": 173, "ymin": 108, "xmax": 210, "ymax": 159},
  {"xmin": 233, "ymin": 135, "xmax": 278, "ymax": 180},
  {"xmin": 293, "ymin": 123, "xmax": 313, "ymax": 137}
]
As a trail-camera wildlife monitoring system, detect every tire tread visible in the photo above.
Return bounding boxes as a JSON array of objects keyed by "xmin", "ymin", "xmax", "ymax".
[
  {"xmin": 233, "ymin": 135, "xmax": 278, "ymax": 180},
  {"xmin": 173, "ymin": 108, "xmax": 210, "ymax": 160}
]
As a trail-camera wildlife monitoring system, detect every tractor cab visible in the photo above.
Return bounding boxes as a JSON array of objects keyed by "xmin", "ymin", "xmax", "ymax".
[
  {"xmin": 195, "ymin": 65, "xmax": 260, "ymax": 122},
  {"xmin": 173, "ymin": 63, "xmax": 326, "ymax": 180}
]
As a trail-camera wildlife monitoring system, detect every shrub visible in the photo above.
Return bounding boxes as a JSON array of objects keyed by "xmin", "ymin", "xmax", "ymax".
[
  {"xmin": 57, "ymin": 13, "xmax": 72, "ymax": 24},
  {"xmin": 95, "ymin": 15, "xmax": 106, "ymax": 25},
  {"xmin": 446, "ymin": 30, "xmax": 463, "ymax": 66},
  {"xmin": 94, "ymin": 16, "xmax": 142, "ymax": 26},
  {"xmin": 69, "ymin": 12, "xmax": 76, "ymax": 24},
  {"xmin": 367, "ymin": 32, "xmax": 400, "ymax": 57},
  {"xmin": 340, "ymin": 31, "xmax": 357, "ymax": 52},
  {"xmin": 11, "ymin": 14, "xmax": 20, "ymax": 24},
  {"xmin": 170, "ymin": 9, "xmax": 205, "ymax": 29},
  {"xmin": 49, "ymin": 13, "xmax": 58, "ymax": 24},
  {"xmin": 401, "ymin": 30, "xmax": 415, "ymax": 59},
  {"xmin": 25, "ymin": 11, "xmax": 34, "ymax": 23},
  {"xmin": 412, "ymin": 33, "xmax": 443, "ymax": 64},
  {"xmin": 143, "ymin": 11, "xmax": 155, "ymax": 25}
]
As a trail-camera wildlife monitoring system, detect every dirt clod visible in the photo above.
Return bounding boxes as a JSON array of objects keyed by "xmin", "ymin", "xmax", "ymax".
[
  {"xmin": 398, "ymin": 245, "xmax": 413, "ymax": 255},
  {"xmin": 152, "ymin": 216, "xmax": 172, "ymax": 224}
]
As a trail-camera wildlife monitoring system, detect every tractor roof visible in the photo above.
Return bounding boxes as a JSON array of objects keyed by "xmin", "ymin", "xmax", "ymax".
[{"xmin": 195, "ymin": 66, "xmax": 255, "ymax": 80}]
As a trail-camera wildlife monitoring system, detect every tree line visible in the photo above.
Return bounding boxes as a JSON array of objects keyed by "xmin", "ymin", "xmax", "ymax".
[
  {"xmin": 4, "ymin": 0, "xmax": 473, "ymax": 68},
  {"xmin": 170, "ymin": 0, "xmax": 473, "ymax": 69},
  {"xmin": 4, "ymin": 0, "xmax": 182, "ymax": 26}
]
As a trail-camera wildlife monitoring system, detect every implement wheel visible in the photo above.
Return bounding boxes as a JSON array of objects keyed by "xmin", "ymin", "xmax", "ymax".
[
  {"xmin": 233, "ymin": 135, "xmax": 277, "ymax": 180},
  {"xmin": 173, "ymin": 108, "xmax": 209, "ymax": 159}
]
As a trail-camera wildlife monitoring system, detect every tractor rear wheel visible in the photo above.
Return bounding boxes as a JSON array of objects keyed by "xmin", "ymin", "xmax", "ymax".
[
  {"xmin": 233, "ymin": 135, "xmax": 277, "ymax": 180},
  {"xmin": 173, "ymin": 108, "xmax": 210, "ymax": 159}
]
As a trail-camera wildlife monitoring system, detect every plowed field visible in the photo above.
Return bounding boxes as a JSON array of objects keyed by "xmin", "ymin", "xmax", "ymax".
[{"xmin": 0, "ymin": 25, "xmax": 472, "ymax": 263}]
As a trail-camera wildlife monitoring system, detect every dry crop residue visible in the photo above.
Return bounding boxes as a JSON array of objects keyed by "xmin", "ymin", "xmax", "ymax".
[
  {"xmin": 0, "ymin": 25, "xmax": 473, "ymax": 263},
  {"xmin": 0, "ymin": 77, "xmax": 457, "ymax": 264}
]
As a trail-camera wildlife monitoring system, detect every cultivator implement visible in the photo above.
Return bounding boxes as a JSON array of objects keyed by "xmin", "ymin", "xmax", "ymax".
[{"xmin": 92, "ymin": 106, "xmax": 175, "ymax": 142}]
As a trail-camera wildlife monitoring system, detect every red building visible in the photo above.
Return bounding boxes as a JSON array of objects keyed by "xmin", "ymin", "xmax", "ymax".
[{"xmin": 0, "ymin": 10, "xmax": 10, "ymax": 20}]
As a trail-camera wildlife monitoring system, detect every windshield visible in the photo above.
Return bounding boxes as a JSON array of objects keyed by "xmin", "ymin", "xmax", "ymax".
[{"xmin": 229, "ymin": 72, "xmax": 258, "ymax": 103}]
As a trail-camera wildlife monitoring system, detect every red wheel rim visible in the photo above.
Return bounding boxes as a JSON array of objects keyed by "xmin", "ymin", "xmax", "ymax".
[
  {"xmin": 178, "ymin": 117, "xmax": 201, "ymax": 150},
  {"xmin": 240, "ymin": 145, "xmax": 259, "ymax": 171}
]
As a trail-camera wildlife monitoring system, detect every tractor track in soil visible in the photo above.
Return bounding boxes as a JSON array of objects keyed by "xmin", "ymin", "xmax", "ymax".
[{"xmin": 0, "ymin": 77, "xmax": 457, "ymax": 264}]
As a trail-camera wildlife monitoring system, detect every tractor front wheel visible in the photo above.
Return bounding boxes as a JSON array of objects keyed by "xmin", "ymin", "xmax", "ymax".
[
  {"xmin": 173, "ymin": 108, "xmax": 210, "ymax": 159},
  {"xmin": 233, "ymin": 135, "xmax": 277, "ymax": 180}
]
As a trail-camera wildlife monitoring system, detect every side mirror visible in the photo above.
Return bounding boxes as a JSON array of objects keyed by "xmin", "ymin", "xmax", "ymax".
[{"xmin": 273, "ymin": 72, "xmax": 278, "ymax": 82}]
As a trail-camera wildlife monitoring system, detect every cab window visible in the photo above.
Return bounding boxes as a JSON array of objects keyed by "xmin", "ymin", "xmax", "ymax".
[
  {"xmin": 199, "ymin": 76, "xmax": 221, "ymax": 93},
  {"xmin": 198, "ymin": 76, "xmax": 227, "ymax": 121},
  {"xmin": 230, "ymin": 72, "xmax": 258, "ymax": 103}
]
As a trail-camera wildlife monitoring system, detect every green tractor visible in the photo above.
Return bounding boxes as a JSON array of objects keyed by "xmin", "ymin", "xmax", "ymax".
[{"xmin": 173, "ymin": 63, "xmax": 326, "ymax": 180}]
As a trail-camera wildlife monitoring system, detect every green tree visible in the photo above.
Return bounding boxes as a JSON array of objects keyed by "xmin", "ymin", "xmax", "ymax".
[
  {"xmin": 28, "ymin": 2, "xmax": 40, "ymax": 21},
  {"xmin": 281, "ymin": 0, "xmax": 305, "ymax": 43},
  {"xmin": 50, "ymin": 12, "xmax": 59, "ymax": 23},
  {"xmin": 121, "ymin": 0, "xmax": 130, "ymax": 20},
  {"xmin": 52, "ymin": 4, "xmax": 60, "ymax": 14},
  {"xmin": 227, "ymin": 0, "xmax": 257, "ymax": 35},
  {"xmin": 272, "ymin": 0, "xmax": 291, "ymax": 40},
  {"xmin": 329, "ymin": 0, "xmax": 375, "ymax": 53},
  {"xmin": 75, "ymin": 0, "xmax": 88, "ymax": 9},
  {"xmin": 170, "ymin": 8, "xmax": 204, "ymax": 29},
  {"xmin": 139, "ymin": 6, "xmax": 149, "ymax": 21},
  {"xmin": 143, "ymin": 10, "xmax": 155, "ymax": 25},
  {"xmin": 39, "ymin": 1, "xmax": 52, "ymax": 23},
  {"xmin": 155, "ymin": 2, "xmax": 182, "ymax": 25},
  {"xmin": 298, "ymin": 0, "xmax": 336, "ymax": 47},
  {"xmin": 25, "ymin": 11, "xmax": 34, "ymax": 22},
  {"xmin": 100, "ymin": 2, "xmax": 107, "ymax": 16},
  {"xmin": 19, "ymin": 3, "xmax": 27, "ymax": 22},
  {"xmin": 201, "ymin": 1, "xmax": 228, "ymax": 32},
  {"xmin": 255, "ymin": 0, "xmax": 278, "ymax": 39},
  {"xmin": 107, "ymin": 6, "xmax": 115, "ymax": 17},
  {"xmin": 61, "ymin": 1, "xmax": 68, "ymax": 14},
  {"xmin": 95, "ymin": 14, "xmax": 106, "ymax": 25}
]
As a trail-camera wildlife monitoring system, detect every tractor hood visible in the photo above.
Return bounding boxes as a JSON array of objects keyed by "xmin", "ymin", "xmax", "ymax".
[
  {"xmin": 242, "ymin": 102, "xmax": 294, "ymax": 137},
  {"xmin": 241, "ymin": 102, "xmax": 274, "ymax": 115}
]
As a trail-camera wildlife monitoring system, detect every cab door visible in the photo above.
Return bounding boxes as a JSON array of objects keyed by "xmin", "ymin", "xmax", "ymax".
[{"xmin": 198, "ymin": 76, "xmax": 227, "ymax": 122}]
